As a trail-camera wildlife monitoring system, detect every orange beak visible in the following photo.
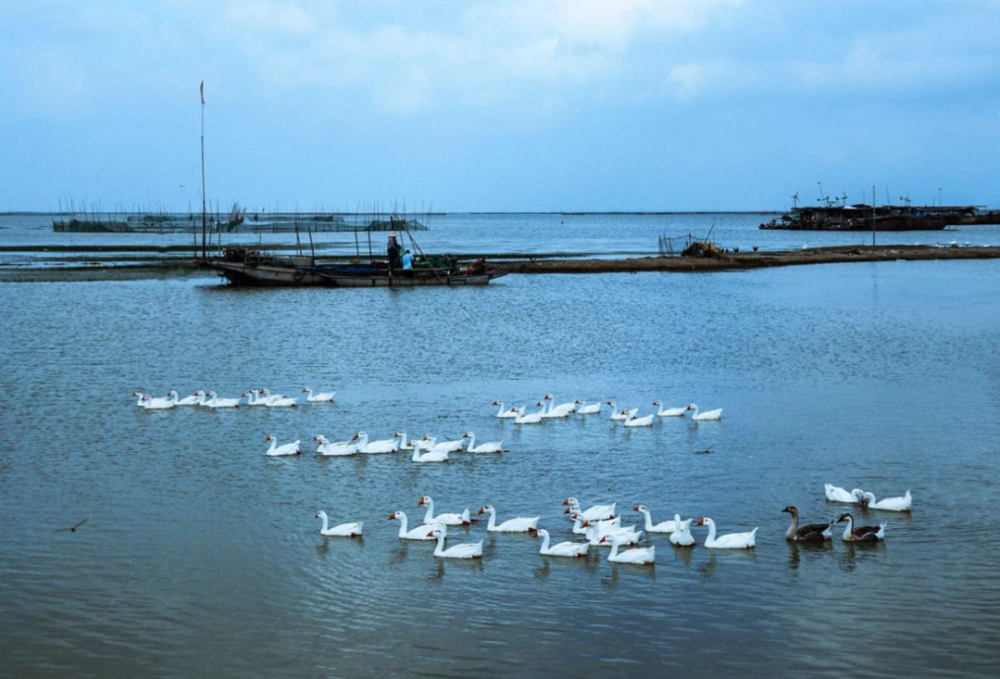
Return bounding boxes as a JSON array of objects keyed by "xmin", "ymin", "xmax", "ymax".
[
  {"xmin": 417, "ymin": 497, "xmax": 426, "ymax": 506},
  {"xmin": 476, "ymin": 507, "xmax": 485, "ymax": 515},
  {"xmin": 387, "ymin": 513, "xmax": 395, "ymax": 520},
  {"xmin": 696, "ymin": 518, "xmax": 705, "ymax": 526},
  {"xmin": 581, "ymin": 520, "xmax": 590, "ymax": 527},
  {"xmin": 599, "ymin": 536, "xmax": 607, "ymax": 543},
  {"xmin": 426, "ymin": 531, "xmax": 435, "ymax": 538},
  {"xmin": 563, "ymin": 507, "xmax": 571, "ymax": 514},
  {"xmin": 632, "ymin": 506, "xmax": 640, "ymax": 511},
  {"xmin": 561, "ymin": 499, "xmax": 570, "ymax": 506}
]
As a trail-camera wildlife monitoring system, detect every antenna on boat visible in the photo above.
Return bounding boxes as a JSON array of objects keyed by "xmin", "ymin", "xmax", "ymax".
[
  {"xmin": 199, "ymin": 80, "xmax": 207, "ymax": 261},
  {"xmin": 840, "ymin": 192, "xmax": 848, "ymax": 207}
]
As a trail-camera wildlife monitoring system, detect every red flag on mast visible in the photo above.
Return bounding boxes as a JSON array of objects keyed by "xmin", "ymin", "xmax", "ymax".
[{"xmin": 200, "ymin": 81, "xmax": 205, "ymax": 105}]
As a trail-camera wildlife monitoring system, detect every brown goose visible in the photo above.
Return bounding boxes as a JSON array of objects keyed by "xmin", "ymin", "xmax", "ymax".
[
  {"xmin": 782, "ymin": 506, "xmax": 833, "ymax": 541},
  {"xmin": 837, "ymin": 513, "xmax": 886, "ymax": 542}
]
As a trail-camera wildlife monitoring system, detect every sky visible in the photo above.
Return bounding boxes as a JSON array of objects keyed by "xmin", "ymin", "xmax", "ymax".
[{"xmin": 1, "ymin": 0, "xmax": 999, "ymax": 212}]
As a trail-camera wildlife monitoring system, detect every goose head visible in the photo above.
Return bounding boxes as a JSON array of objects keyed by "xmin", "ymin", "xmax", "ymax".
[
  {"xmin": 837, "ymin": 513, "xmax": 853, "ymax": 524},
  {"xmin": 476, "ymin": 504, "xmax": 495, "ymax": 516},
  {"xmin": 632, "ymin": 505, "xmax": 649, "ymax": 513},
  {"xmin": 426, "ymin": 527, "xmax": 445, "ymax": 539},
  {"xmin": 388, "ymin": 511, "xmax": 402, "ymax": 521},
  {"xmin": 652, "ymin": 400, "xmax": 662, "ymax": 406},
  {"xmin": 782, "ymin": 506, "xmax": 798, "ymax": 516},
  {"xmin": 686, "ymin": 404, "xmax": 697, "ymax": 411},
  {"xmin": 562, "ymin": 497, "xmax": 579, "ymax": 507},
  {"xmin": 312, "ymin": 434, "xmax": 328, "ymax": 444},
  {"xmin": 543, "ymin": 394, "xmax": 553, "ymax": 401},
  {"xmin": 580, "ymin": 519, "xmax": 591, "ymax": 528},
  {"xmin": 695, "ymin": 517, "xmax": 713, "ymax": 528},
  {"xmin": 417, "ymin": 495, "xmax": 431, "ymax": 506},
  {"xmin": 264, "ymin": 434, "xmax": 275, "ymax": 442},
  {"xmin": 315, "ymin": 511, "xmax": 328, "ymax": 520},
  {"xmin": 574, "ymin": 399, "xmax": 584, "ymax": 404},
  {"xmin": 492, "ymin": 400, "xmax": 502, "ymax": 406},
  {"xmin": 352, "ymin": 432, "xmax": 367, "ymax": 441},
  {"xmin": 462, "ymin": 432, "xmax": 472, "ymax": 438},
  {"xmin": 530, "ymin": 528, "xmax": 545, "ymax": 539}
]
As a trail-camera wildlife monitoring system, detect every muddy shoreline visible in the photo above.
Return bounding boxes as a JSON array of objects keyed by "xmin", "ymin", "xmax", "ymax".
[{"xmin": 2, "ymin": 245, "xmax": 998, "ymax": 282}]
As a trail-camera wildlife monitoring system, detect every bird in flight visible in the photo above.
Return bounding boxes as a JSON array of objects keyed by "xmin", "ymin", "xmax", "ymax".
[{"xmin": 54, "ymin": 518, "xmax": 89, "ymax": 533}]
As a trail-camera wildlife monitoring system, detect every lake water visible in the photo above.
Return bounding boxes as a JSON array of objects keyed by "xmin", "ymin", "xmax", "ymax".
[{"xmin": 2, "ymin": 218, "xmax": 1000, "ymax": 676}]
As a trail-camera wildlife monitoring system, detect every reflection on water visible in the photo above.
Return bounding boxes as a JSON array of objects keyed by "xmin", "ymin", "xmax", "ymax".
[{"xmin": 2, "ymin": 260, "xmax": 1000, "ymax": 676}]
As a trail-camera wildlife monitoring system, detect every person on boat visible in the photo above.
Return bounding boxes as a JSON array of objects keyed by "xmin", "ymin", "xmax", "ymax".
[
  {"xmin": 402, "ymin": 249, "xmax": 413, "ymax": 270},
  {"xmin": 387, "ymin": 231, "xmax": 401, "ymax": 269}
]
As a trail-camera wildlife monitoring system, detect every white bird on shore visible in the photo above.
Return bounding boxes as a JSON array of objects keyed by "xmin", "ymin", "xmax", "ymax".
[
  {"xmin": 265, "ymin": 434, "xmax": 300, "ymax": 456},
  {"xmin": 302, "ymin": 387, "xmax": 335, "ymax": 402},
  {"xmin": 315, "ymin": 511, "xmax": 362, "ymax": 537}
]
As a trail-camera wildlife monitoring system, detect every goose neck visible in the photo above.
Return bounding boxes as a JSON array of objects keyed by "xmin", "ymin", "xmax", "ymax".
[
  {"xmin": 396, "ymin": 513, "xmax": 408, "ymax": 537},
  {"xmin": 466, "ymin": 433, "xmax": 475, "ymax": 451},
  {"xmin": 433, "ymin": 533, "xmax": 446, "ymax": 556},
  {"xmin": 607, "ymin": 539, "xmax": 620, "ymax": 560},
  {"xmin": 539, "ymin": 532, "xmax": 551, "ymax": 554},
  {"xmin": 704, "ymin": 519, "xmax": 716, "ymax": 544},
  {"xmin": 641, "ymin": 509, "xmax": 653, "ymax": 531},
  {"xmin": 785, "ymin": 513, "xmax": 799, "ymax": 540},
  {"xmin": 842, "ymin": 515, "xmax": 854, "ymax": 540},
  {"xmin": 422, "ymin": 499, "xmax": 435, "ymax": 524},
  {"xmin": 486, "ymin": 508, "xmax": 497, "ymax": 531}
]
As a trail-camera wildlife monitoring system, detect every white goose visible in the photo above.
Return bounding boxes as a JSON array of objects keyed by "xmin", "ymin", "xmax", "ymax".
[
  {"xmin": 575, "ymin": 400, "xmax": 601, "ymax": 415},
  {"xmin": 570, "ymin": 513, "xmax": 620, "ymax": 535},
  {"xmin": 133, "ymin": 391, "xmax": 175, "ymax": 409},
  {"xmin": 539, "ymin": 397, "xmax": 572, "ymax": 419},
  {"xmin": 265, "ymin": 434, "xmax": 300, "ymax": 457},
  {"xmin": 464, "ymin": 432, "xmax": 504, "ymax": 454},
  {"xmin": 514, "ymin": 403, "xmax": 546, "ymax": 425},
  {"xmin": 862, "ymin": 490, "xmax": 912, "ymax": 512},
  {"xmin": 607, "ymin": 403, "xmax": 638, "ymax": 421},
  {"xmin": 312, "ymin": 434, "xmax": 358, "ymax": 457},
  {"xmin": 411, "ymin": 444, "xmax": 449, "ymax": 463},
  {"xmin": 562, "ymin": 497, "xmax": 615, "ymax": 522},
  {"xmin": 623, "ymin": 411, "xmax": 654, "ymax": 427},
  {"xmin": 388, "ymin": 511, "xmax": 442, "ymax": 541},
  {"xmin": 426, "ymin": 435, "xmax": 466, "ymax": 454},
  {"xmin": 477, "ymin": 504, "xmax": 539, "ymax": 533},
  {"xmin": 824, "ymin": 484, "xmax": 865, "ymax": 504},
  {"xmin": 397, "ymin": 432, "xmax": 433, "ymax": 452},
  {"xmin": 427, "ymin": 528, "xmax": 482, "ymax": 559},
  {"xmin": 352, "ymin": 431, "xmax": 398, "ymax": 454},
  {"xmin": 265, "ymin": 394, "xmax": 298, "ymax": 408},
  {"xmin": 633, "ymin": 506, "xmax": 691, "ymax": 534},
  {"xmin": 669, "ymin": 514, "xmax": 697, "ymax": 547},
  {"xmin": 652, "ymin": 400, "xmax": 688, "ymax": 417},
  {"xmin": 543, "ymin": 394, "xmax": 577, "ymax": 414},
  {"xmin": 315, "ymin": 511, "xmax": 362, "ymax": 537},
  {"xmin": 688, "ymin": 404, "xmax": 723, "ymax": 421},
  {"xmin": 245, "ymin": 389, "xmax": 269, "ymax": 407},
  {"xmin": 418, "ymin": 496, "xmax": 471, "ymax": 526},
  {"xmin": 600, "ymin": 533, "xmax": 655, "ymax": 565},
  {"xmin": 493, "ymin": 401, "xmax": 520, "ymax": 419},
  {"xmin": 302, "ymin": 387, "xmax": 335, "ymax": 402},
  {"xmin": 175, "ymin": 391, "xmax": 206, "ymax": 406},
  {"xmin": 531, "ymin": 528, "xmax": 589, "ymax": 558},
  {"xmin": 582, "ymin": 519, "xmax": 642, "ymax": 546},
  {"xmin": 697, "ymin": 517, "xmax": 757, "ymax": 549},
  {"xmin": 203, "ymin": 392, "xmax": 241, "ymax": 408}
]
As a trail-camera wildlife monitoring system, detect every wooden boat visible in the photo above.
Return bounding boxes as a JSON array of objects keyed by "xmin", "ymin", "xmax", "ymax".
[{"xmin": 208, "ymin": 247, "xmax": 506, "ymax": 287}]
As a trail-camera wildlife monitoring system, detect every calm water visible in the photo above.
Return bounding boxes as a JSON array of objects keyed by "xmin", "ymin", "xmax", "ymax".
[{"xmin": 2, "ymin": 252, "xmax": 1000, "ymax": 676}]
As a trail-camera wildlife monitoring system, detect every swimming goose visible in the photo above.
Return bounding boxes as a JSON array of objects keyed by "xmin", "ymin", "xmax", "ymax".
[
  {"xmin": 540, "ymin": 397, "xmax": 572, "ymax": 419},
  {"xmin": 265, "ymin": 434, "xmax": 300, "ymax": 456},
  {"xmin": 562, "ymin": 498, "xmax": 615, "ymax": 522},
  {"xmin": 669, "ymin": 514, "xmax": 697, "ymax": 547},
  {"xmin": 464, "ymin": 432, "xmax": 504, "ymax": 453},
  {"xmin": 411, "ymin": 444, "xmax": 449, "ymax": 463},
  {"xmin": 352, "ymin": 431, "xmax": 398, "ymax": 454},
  {"xmin": 175, "ymin": 391, "xmax": 206, "ymax": 406},
  {"xmin": 837, "ymin": 513, "xmax": 886, "ymax": 542},
  {"xmin": 245, "ymin": 389, "xmax": 269, "ymax": 406},
  {"xmin": 530, "ymin": 528, "xmax": 589, "ymax": 557},
  {"xmin": 514, "ymin": 403, "xmax": 546, "ymax": 424},
  {"xmin": 427, "ymin": 528, "xmax": 483, "ymax": 559},
  {"xmin": 204, "ymin": 392, "xmax": 241, "ymax": 408},
  {"xmin": 570, "ymin": 513, "xmax": 620, "ymax": 535},
  {"xmin": 824, "ymin": 484, "xmax": 865, "ymax": 504},
  {"xmin": 633, "ymin": 506, "xmax": 691, "ymax": 533},
  {"xmin": 265, "ymin": 394, "xmax": 298, "ymax": 408},
  {"xmin": 302, "ymin": 387, "xmax": 335, "ymax": 402},
  {"xmin": 133, "ymin": 391, "xmax": 175, "ymax": 409},
  {"xmin": 697, "ymin": 517, "xmax": 757, "ymax": 549},
  {"xmin": 493, "ymin": 401, "xmax": 520, "ymax": 419},
  {"xmin": 418, "ymin": 496, "xmax": 471, "ymax": 526},
  {"xmin": 688, "ymin": 404, "xmax": 723, "ymax": 421},
  {"xmin": 388, "ymin": 511, "xmax": 442, "ymax": 541},
  {"xmin": 575, "ymin": 400, "xmax": 601, "ymax": 415},
  {"xmin": 312, "ymin": 434, "xmax": 358, "ymax": 456},
  {"xmin": 607, "ymin": 403, "xmax": 638, "ymax": 421},
  {"xmin": 315, "ymin": 511, "xmax": 362, "ymax": 537},
  {"xmin": 782, "ymin": 506, "xmax": 833, "ymax": 541},
  {"xmin": 623, "ymin": 411, "xmax": 654, "ymax": 427},
  {"xmin": 426, "ymin": 435, "xmax": 466, "ymax": 454},
  {"xmin": 652, "ymin": 400, "xmax": 688, "ymax": 417},
  {"xmin": 397, "ymin": 432, "xmax": 434, "ymax": 451},
  {"xmin": 581, "ymin": 519, "xmax": 642, "ymax": 546},
  {"xmin": 861, "ymin": 490, "xmax": 912, "ymax": 512},
  {"xmin": 543, "ymin": 394, "xmax": 577, "ymax": 414},
  {"xmin": 477, "ymin": 505, "xmax": 539, "ymax": 533},
  {"xmin": 600, "ymin": 533, "xmax": 655, "ymax": 565}
]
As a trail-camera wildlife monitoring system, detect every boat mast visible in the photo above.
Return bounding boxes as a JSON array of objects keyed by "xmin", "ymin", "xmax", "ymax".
[{"xmin": 200, "ymin": 81, "xmax": 207, "ymax": 261}]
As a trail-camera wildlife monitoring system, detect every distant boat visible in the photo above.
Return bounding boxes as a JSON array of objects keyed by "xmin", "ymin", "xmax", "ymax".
[{"xmin": 760, "ymin": 204, "xmax": 1000, "ymax": 231}]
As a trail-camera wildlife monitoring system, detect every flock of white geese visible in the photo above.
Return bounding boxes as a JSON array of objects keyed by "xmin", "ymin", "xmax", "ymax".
[
  {"xmin": 133, "ymin": 388, "xmax": 911, "ymax": 564},
  {"xmin": 315, "ymin": 484, "xmax": 912, "ymax": 565}
]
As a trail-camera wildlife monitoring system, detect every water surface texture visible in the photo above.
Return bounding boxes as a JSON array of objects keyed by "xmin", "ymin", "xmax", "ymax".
[{"xmin": 2, "ymin": 253, "xmax": 1000, "ymax": 676}]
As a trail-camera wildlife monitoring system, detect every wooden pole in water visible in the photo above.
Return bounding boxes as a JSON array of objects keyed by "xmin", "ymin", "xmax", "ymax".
[
  {"xmin": 200, "ymin": 81, "xmax": 207, "ymax": 261},
  {"xmin": 871, "ymin": 184, "xmax": 876, "ymax": 247}
]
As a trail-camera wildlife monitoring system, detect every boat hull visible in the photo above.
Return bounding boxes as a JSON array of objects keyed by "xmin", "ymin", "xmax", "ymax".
[{"xmin": 210, "ymin": 261, "xmax": 505, "ymax": 287}]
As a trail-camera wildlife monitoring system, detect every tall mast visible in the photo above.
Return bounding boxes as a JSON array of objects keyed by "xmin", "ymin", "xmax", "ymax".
[{"xmin": 200, "ymin": 81, "xmax": 207, "ymax": 260}]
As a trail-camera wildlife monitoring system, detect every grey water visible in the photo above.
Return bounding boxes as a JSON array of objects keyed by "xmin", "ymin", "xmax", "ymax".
[{"xmin": 2, "ymin": 221, "xmax": 1000, "ymax": 676}]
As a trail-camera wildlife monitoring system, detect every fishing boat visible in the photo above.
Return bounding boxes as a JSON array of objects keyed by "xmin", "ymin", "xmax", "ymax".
[{"xmin": 209, "ymin": 247, "xmax": 506, "ymax": 287}]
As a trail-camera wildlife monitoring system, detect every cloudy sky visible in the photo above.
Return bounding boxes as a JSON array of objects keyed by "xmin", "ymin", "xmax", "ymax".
[{"xmin": 2, "ymin": 0, "xmax": 998, "ymax": 211}]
